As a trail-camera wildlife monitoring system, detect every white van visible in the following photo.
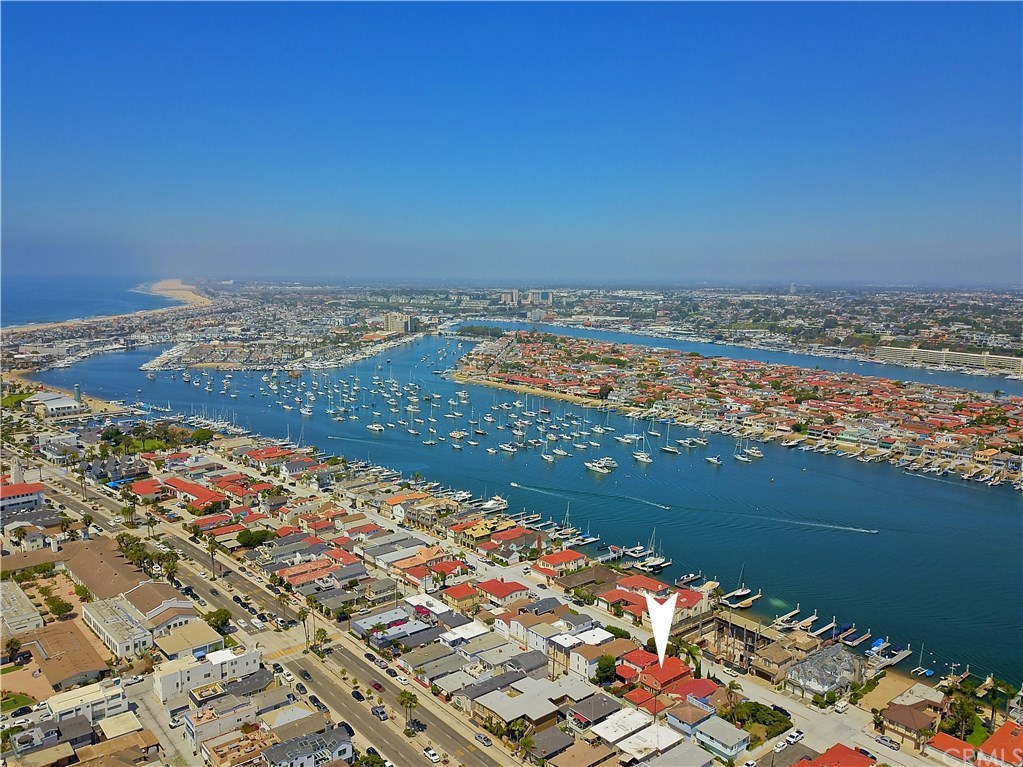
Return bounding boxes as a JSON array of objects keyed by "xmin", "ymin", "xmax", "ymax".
[
  {"xmin": 251, "ymin": 618, "xmax": 265, "ymax": 630},
  {"xmin": 834, "ymin": 699, "xmax": 849, "ymax": 713}
]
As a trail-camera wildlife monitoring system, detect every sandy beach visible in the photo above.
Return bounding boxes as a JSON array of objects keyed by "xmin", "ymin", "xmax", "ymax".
[
  {"xmin": 145, "ymin": 278, "xmax": 211, "ymax": 306},
  {"xmin": 3, "ymin": 369, "xmax": 126, "ymax": 414},
  {"xmin": 4, "ymin": 278, "xmax": 211, "ymax": 335}
]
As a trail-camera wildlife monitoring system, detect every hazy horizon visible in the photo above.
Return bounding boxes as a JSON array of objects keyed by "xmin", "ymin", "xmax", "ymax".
[{"xmin": 3, "ymin": 3, "xmax": 1020, "ymax": 286}]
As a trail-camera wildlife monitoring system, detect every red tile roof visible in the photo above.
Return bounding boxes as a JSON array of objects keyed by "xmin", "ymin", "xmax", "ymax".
[
  {"xmin": 442, "ymin": 583, "xmax": 478, "ymax": 600},
  {"xmin": 801, "ymin": 743, "xmax": 877, "ymax": 767},
  {"xmin": 979, "ymin": 720, "xmax": 1023, "ymax": 766},
  {"xmin": 0, "ymin": 482, "xmax": 44, "ymax": 498},
  {"xmin": 476, "ymin": 579, "xmax": 528, "ymax": 599},
  {"xmin": 927, "ymin": 732, "xmax": 975, "ymax": 761}
]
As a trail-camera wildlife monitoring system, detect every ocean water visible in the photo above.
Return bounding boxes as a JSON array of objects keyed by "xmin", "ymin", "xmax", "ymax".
[
  {"xmin": 31, "ymin": 333, "xmax": 1023, "ymax": 684},
  {"xmin": 1, "ymin": 274, "xmax": 181, "ymax": 326}
]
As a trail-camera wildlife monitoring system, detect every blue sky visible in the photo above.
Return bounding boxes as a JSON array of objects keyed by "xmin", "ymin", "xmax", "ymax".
[{"xmin": 2, "ymin": 2, "xmax": 1020, "ymax": 285}]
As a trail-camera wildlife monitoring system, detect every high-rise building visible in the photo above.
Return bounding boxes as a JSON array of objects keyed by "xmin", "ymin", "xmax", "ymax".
[
  {"xmin": 384, "ymin": 312, "xmax": 418, "ymax": 334},
  {"xmin": 500, "ymin": 289, "xmax": 520, "ymax": 305},
  {"xmin": 526, "ymin": 290, "xmax": 554, "ymax": 306}
]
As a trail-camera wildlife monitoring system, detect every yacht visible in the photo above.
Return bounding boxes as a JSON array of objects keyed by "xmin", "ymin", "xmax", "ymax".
[
  {"xmin": 705, "ymin": 455, "xmax": 723, "ymax": 465},
  {"xmin": 366, "ymin": 423, "xmax": 385, "ymax": 432},
  {"xmin": 585, "ymin": 461, "xmax": 611, "ymax": 474}
]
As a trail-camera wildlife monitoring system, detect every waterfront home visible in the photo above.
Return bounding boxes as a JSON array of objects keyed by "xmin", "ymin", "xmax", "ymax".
[
  {"xmin": 879, "ymin": 701, "xmax": 939, "ymax": 748},
  {"xmin": 568, "ymin": 638, "xmax": 638, "ymax": 680},
  {"xmin": 532, "ymin": 549, "xmax": 590, "ymax": 579},
  {"xmin": 977, "ymin": 719, "xmax": 1023, "ymax": 767},
  {"xmin": 926, "ymin": 732, "xmax": 975, "ymax": 766},
  {"xmin": 637, "ymin": 656, "xmax": 692, "ymax": 695},
  {"xmin": 784, "ymin": 644, "xmax": 864, "ymax": 698}
]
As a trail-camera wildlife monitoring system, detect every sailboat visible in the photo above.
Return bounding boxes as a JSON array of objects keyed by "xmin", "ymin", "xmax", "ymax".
[
  {"xmin": 540, "ymin": 439, "xmax": 554, "ymax": 463},
  {"xmin": 633, "ymin": 434, "xmax": 653, "ymax": 464},
  {"xmin": 660, "ymin": 422, "xmax": 680, "ymax": 454},
  {"xmin": 733, "ymin": 438, "xmax": 752, "ymax": 462}
]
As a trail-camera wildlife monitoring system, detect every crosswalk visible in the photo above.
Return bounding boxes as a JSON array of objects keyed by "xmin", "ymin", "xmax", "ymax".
[{"xmin": 263, "ymin": 643, "xmax": 307, "ymax": 660}]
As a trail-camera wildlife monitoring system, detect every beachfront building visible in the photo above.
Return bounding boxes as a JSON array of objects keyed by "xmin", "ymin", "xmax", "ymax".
[
  {"xmin": 153, "ymin": 646, "xmax": 262, "ymax": 704},
  {"xmin": 21, "ymin": 391, "xmax": 85, "ymax": 417}
]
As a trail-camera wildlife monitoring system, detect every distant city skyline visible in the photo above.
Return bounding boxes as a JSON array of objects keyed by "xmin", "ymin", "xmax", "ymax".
[{"xmin": 2, "ymin": 2, "xmax": 1020, "ymax": 285}]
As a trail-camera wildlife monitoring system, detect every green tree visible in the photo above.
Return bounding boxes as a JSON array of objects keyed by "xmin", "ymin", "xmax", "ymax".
[
  {"xmin": 297, "ymin": 607, "xmax": 310, "ymax": 647},
  {"xmin": 145, "ymin": 515, "xmax": 156, "ymax": 539},
  {"xmin": 314, "ymin": 627, "xmax": 328, "ymax": 649},
  {"xmin": 277, "ymin": 593, "xmax": 289, "ymax": 624},
  {"xmin": 203, "ymin": 608, "xmax": 232, "ymax": 634},
  {"xmin": 397, "ymin": 690, "xmax": 419, "ymax": 727},
  {"xmin": 593, "ymin": 655, "xmax": 617, "ymax": 685},
  {"xmin": 81, "ymin": 513, "xmax": 94, "ymax": 530},
  {"xmin": 519, "ymin": 734, "xmax": 535, "ymax": 761},
  {"xmin": 4, "ymin": 636, "xmax": 21, "ymax": 661},
  {"xmin": 74, "ymin": 584, "xmax": 92, "ymax": 602},
  {"xmin": 46, "ymin": 596, "xmax": 74, "ymax": 619},
  {"xmin": 206, "ymin": 535, "xmax": 222, "ymax": 580},
  {"xmin": 726, "ymin": 680, "xmax": 743, "ymax": 722},
  {"xmin": 191, "ymin": 428, "xmax": 216, "ymax": 444}
]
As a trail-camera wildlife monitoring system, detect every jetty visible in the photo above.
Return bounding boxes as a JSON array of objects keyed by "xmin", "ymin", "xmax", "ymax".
[
  {"xmin": 810, "ymin": 617, "xmax": 838, "ymax": 637},
  {"xmin": 796, "ymin": 611, "xmax": 819, "ymax": 630},
  {"xmin": 595, "ymin": 547, "xmax": 625, "ymax": 564}
]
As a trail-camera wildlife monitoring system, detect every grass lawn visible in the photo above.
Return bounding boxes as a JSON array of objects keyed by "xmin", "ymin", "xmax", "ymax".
[
  {"xmin": 1, "ymin": 693, "xmax": 36, "ymax": 712},
  {"xmin": 0, "ymin": 393, "xmax": 30, "ymax": 409},
  {"xmin": 966, "ymin": 715, "xmax": 990, "ymax": 747},
  {"xmin": 224, "ymin": 635, "xmax": 239, "ymax": 648},
  {"xmin": 0, "ymin": 664, "xmax": 23, "ymax": 676}
]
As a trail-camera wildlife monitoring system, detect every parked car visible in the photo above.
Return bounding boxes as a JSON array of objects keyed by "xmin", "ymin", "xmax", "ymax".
[
  {"xmin": 786, "ymin": 730, "xmax": 805, "ymax": 744},
  {"xmin": 281, "ymin": 670, "xmax": 294, "ymax": 683},
  {"xmin": 367, "ymin": 747, "xmax": 380, "ymax": 757},
  {"xmin": 771, "ymin": 704, "xmax": 791, "ymax": 718},
  {"xmin": 12, "ymin": 718, "xmax": 32, "ymax": 729},
  {"xmin": 774, "ymin": 741, "xmax": 788, "ymax": 753},
  {"xmin": 233, "ymin": 595, "xmax": 244, "ymax": 604},
  {"xmin": 169, "ymin": 716, "xmax": 184, "ymax": 728},
  {"xmin": 743, "ymin": 761, "xmax": 757, "ymax": 767},
  {"xmin": 123, "ymin": 675, "xmax": 144, "ymax": 685},
  {"xmin": 364, "ymin": 652, "xmax": 376, "ymax": 661},
  {"xmin": 272, "ymin": 662, "xmax": 284, "ymax": 674},
  {"xmin": 295, "ymin": 683, "xmax": 307, "ymax": 695},
  {"xmin": 299, "ymin": 669, "xmax": 312, "ymax": 681},
  {"xmin": 385, "ymin": 668, "xmax": 398, "ymax": 678},
  {"xmin": 351, "ymin": 690, "xmax": 365, "ymax": 702},
  {"xmin": 856, "ymin": 748, "xmax": 877, "ymax": 761},
  {"xmin": 336, "ymin": 720, "xmax": 354, "ymax": 737},
  {"xmin": 724, "ymin": 666, "xmax": 739, "ymax": 677},
  {"xmin": 374, "ymin": 659, "xmax": 388, "ymax": 670},
  {"xmin": 209, "ymin": 588, "xmax": 219, "ymax": 597},
  {"xmin": 409, "ymin": 718, "xmax": 427, "ymax": 732},
  {"xmin": 834, "ymin": 699, "xmax": 850, "ymax": 713},
  {"xmin": 875, "ymin": 735, "xmax": 900, "ymax": 751},
  {"xmin": 396, "ymin": 675, "xmax": 409, "ymax": 685},
  {"xmin": 309, "ymin": 696, "xmax": 328, "ymax": 713},
  {"xmin": 372, "ymin": 706, "xmax": 388, "ymax": 721},
  {"xmin": 423, "ymin": 748, "xmax": 441, "ymax": 763},
  {"xmin": 7, "ymin": 706, "xmax": 32, "ymax": 718},
  {"xmin": 475, "ymin": 733, "xmax": 493, "ymax": 747}
]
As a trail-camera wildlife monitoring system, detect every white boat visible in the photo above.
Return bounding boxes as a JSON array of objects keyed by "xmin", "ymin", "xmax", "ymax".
[
  {"xmin": 585, "ymin": 461, "xmax": 611, "ymax": 474},
  {"xmin": 366, "ymin": 423, "xmax": 385, "ymax": 432},
  {"xmin": 705, "ymin": 455, "xmax": 723, "ymax": 465}
]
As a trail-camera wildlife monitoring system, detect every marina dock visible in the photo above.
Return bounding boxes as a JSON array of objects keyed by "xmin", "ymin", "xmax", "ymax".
[{"xmin": 810, "ymin": 617, "xmax": 838, "ymax": 637}]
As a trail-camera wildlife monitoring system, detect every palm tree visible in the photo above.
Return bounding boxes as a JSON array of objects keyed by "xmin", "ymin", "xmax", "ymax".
[
  {"xmin": 4, "ymin": 636, "xmax": 21, "ymax": 662},
  {"xmin": 397, "ymin": 690, "xmax": 419, "ymax": 727},
  {"xmin": 81, "ymin": 512, "xmax": 94, "ymax": 530},
  {"xmin": 518, "ymin": 734, "xmax": 535, "ymax": 763},
  {"xmin": 872, "ymin": 710, "xmax": 885, "ymax": 734},
  {"xmin": 918, "ymin": 727, "xmax": 934, "ymax": 755},
  {"xmin": 9, "ymin": 527, "xmax": 26, "ymax": 550},
  {"xmin": 725, "ymin": 680, "xmax": 743, "ymax": 721},
  {"xmin": 989, "ymin": 678, "xmax": 1008, "ymax": 729},
  {"xmin": 206, "ymin": 535, "xmax": 220, "ymax": 580},
  {"xmin": 314, "ymin": 627, "xmax": 328, "ymax": 649},
  {"xmin": 276, "ymin": 593, "xmax": 289, "ymax": 625},
  {"xmin": 145, "ymin": 515, "xmax": 156, "ymax": 539},
  {"xmin": 297, "ymin": 607, "xmax": 310, "ymax": 647},
  {"xmin": 162, "ymin": 556, "xmax": 179, "ymax": 582}
]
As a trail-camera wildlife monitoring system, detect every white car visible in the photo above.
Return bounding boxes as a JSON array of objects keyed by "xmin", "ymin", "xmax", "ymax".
[
  {"xmin": 423, "ymin": 748, "xmax": 441, "ymax": 764},
  {"xmin": 282, "ymin": 670, "xmax": 294, "ymax": 683},
  {"xmin": 123, "ymin": 675, "xmax": 144, "ymax": 685},
  {"xmin": 724, "ymin": 666, "xmax": 739, "ymax": 677},
  {"xmin": 786, "ymin": 730, "xmax": 805, "ymax": 744},
  {"xmin": 169, "ymin": 716, "xmax": 184, "ymax": 728},
  {"xmin": 396, "ymin": 675, "xmax": 409, "ymax": 685},
  {"xmin": 773, "ymin": 740, "xmax": 788, "ymax": 752}
]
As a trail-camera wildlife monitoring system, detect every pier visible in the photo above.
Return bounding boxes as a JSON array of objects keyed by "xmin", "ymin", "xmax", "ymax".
[
  {"xmin": 810, "ymin": 617, "xmax": 838, "ymax": 637},
  {"xmin": 595, "ymin": 546, "xmax": 625, "ymax": 564}
]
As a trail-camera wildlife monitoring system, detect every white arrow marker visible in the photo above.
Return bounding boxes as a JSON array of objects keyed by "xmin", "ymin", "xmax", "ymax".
[{"xmin": 645, "ymin": 592, "xmax": 679, "ymax": 668}]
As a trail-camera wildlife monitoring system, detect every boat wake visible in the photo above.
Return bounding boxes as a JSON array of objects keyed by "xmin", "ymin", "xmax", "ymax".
[
  {"xmin": 902, "ymin": 471, "xmax": 962, "ymax": 487},
  {"xmin": 510, "ymin": 481, "xmax": 670, "ymax": 510}
]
